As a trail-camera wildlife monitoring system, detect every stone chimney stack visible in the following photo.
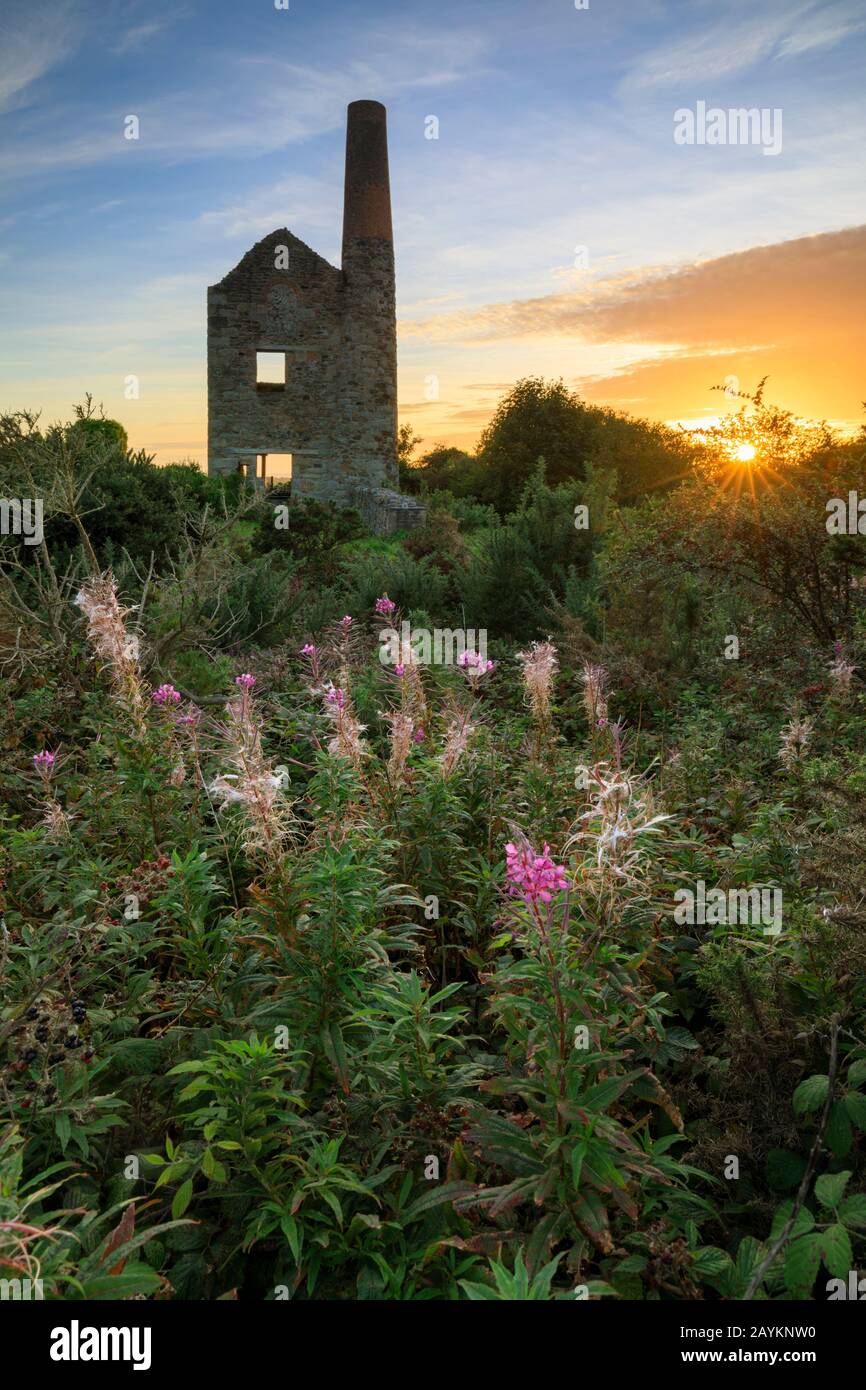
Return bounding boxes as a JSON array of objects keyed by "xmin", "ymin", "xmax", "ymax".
[
  {"xmin": 338, "ymin": 100, "xmax": 398, "ymax": 491},
  {"xmin": 342, "ymin": 100, "xmax": 393, "ymax": 253}
]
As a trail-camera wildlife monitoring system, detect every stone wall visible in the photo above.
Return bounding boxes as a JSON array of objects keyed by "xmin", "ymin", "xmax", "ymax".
[
  {"xmin": 206, "ymin": 100, "xmax": 409, "ymax": 532},
  {"xmin": 347, "ymin": 484, "xmax": 427, "ymax": 536},
  {"xmin": 207, "ymin": 230, "xmax": 344, "ymax": 484}
]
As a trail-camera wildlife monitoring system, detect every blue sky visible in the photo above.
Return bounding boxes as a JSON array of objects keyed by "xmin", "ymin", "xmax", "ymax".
[{"xmin": 1, "ymin": 0, "xmax": 864, "ymax": 461}]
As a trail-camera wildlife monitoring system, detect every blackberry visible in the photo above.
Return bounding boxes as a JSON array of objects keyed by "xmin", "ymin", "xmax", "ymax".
[
  {"xmin": 49, "ymin": 1051, "xmax": 64, "ymax": 1064},
  {"xmin": 35, "ymin": 1026, "xmax": 50, "ymax": 1042},
  {"xmin": 21, "ymin": 1047, "xmax": 37, "ymax": 1063},
  {"xmin": 25, "ymin": 1006, "xmax": 38, "ymax": 1020},
  {"xmin": 64, "ymin": 1036, "xmax": 81, "ymax": 1050}
]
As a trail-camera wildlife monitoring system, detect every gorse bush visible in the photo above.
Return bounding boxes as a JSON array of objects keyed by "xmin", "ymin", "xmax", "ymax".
[{"xmin": 1, "ymin": 390, "xmax": 865, "ymax": 1301}]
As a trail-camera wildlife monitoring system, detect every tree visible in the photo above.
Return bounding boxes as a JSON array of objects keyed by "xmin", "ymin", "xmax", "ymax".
[{"xmin": 476, "ymin": 378, "xmax": 601, "ymax": 511}]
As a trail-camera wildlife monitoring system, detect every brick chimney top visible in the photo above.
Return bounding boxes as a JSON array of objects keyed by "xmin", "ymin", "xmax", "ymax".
[{"xmin": 342, "ymin": 100, "xmax": 393, "ymax": 253}]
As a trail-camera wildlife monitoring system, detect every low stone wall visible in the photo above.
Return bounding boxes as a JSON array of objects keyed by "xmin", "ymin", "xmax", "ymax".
[{"xmin": 347, "ymin": 484, "xmax": 426, "ymax": 536}]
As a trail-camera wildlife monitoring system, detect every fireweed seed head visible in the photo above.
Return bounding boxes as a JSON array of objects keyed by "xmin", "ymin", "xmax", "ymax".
[
  {"xmin": 235, "ymin": 673, "xmax": 256, "ymax": 690},
  {"xmin": 517, "ymin": 640, "xmax": 558, "ymax": 723},
  {"xmin": 582, "ymin": 662, "xmax": 610, "ymax": 727},
  {"xmin": 152, "ymin": 683, "xmax": 181, "ymax": 706},
  {"xmin": 73, "ymin": 573, "xmax": 146, "ymax": 728},
  {"xmin": 383, "ymin": 709, "xmax": 415, "ymax": 786},
  {"xmin": 779, "ymin": 714, "xmax": 814, "ymax": 769},
  {"xmin": 374, "ymin": 595, "xmax": 396, "ymax": 616}
]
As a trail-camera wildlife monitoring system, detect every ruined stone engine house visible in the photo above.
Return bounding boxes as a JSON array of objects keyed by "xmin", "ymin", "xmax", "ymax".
[{"xmin": 207, "ymin": 100, "xmax": 424, "ymax": 534}]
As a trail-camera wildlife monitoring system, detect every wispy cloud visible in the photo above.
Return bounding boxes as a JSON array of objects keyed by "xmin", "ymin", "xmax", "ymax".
[
  {"xmin": 0, "ymin": 23, "xmax": 490, "ymax": 184},
  {"xmin": 0, "ymin": 0, "xmax": 80, "ymax": 113},
  {"xmin": 111, "ymin": 20, "xmax": 176, "ymax": 55},
  {"xmin": 621, "ymin": 0, "xmax": 866, "ymax": 91}
]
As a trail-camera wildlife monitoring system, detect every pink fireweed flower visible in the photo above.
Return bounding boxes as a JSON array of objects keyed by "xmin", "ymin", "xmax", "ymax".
[
  {"xmin": 413, "ymin": 726, "xmax": 425, "ymax": 743},
  {"xmin": 459, "ymin": 650, "xmax": 495, "ymax": 687},
  {"xmin": 235, "ymin": 673, "xmax": 256, "ymax": 690},
  {"xmin": 394, "ymin": 663, "xmax": 405, "ymax": 677},
  {"xmin": 32, "ymin": 750, "xmax": 68, "ymax": 837},
  {"xmin": 300, "ymin": 643, "xmax": 317, "ymax": 657},
  {"xmin": 375, "ymin": 595, "xmax": 397, "ymax": 616},
  {"xmin": 326, "ymin": 685, "xmax": 347, "ymax": 709},
  {"xmin": 152, "ymin": 683, "xmax": 181, "ymax": 706},
  {"xmin": 339, "ymin": 615, "xmax": 353, "ymax": 629},
  {"xmin": 505, "ymin": 840, "xmax": 568, "ymax": 906}
]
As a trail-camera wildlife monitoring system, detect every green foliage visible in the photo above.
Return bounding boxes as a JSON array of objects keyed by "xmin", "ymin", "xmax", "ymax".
[{"xmin": 2, "ymin": 389, "xmax": 866, "ymax": 1302}]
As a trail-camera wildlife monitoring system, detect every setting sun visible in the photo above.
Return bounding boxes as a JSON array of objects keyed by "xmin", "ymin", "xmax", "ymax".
[{"xmin": 733, "ymin": 443, "xmax": 758, "ymax": 462}]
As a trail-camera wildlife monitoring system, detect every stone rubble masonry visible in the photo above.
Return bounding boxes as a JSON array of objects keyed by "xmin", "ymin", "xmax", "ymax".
[{"xmin": 207, "ymin": 99, "xmax": 425, "ymax": 535}]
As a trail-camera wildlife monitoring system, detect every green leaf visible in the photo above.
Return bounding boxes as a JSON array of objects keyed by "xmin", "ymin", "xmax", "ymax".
[
  {"xmin": 320, "ymin": 1023, "xmax": 350, "ymax": 1094},
  {"xmin": 401, "ymin": 1182, "xmax": 475, "ymax": 1223},
  {"xmin": 826, "ymin": 1101, "xmax": 854, "ymax": 1158},
  {"xmin": 814, "ymin": 1171, "xmax": 851, "ymax": 1209},
  {"xmin": 792, "ymin": 1074, "xmax": 829, "ymax": 1115},
  {"xmin": 459, "ymin": 1279, "xmax": 500, "ymax": 1300},
  {"xmin": 818, "ymin": 1224, "xmax": 852, "ymax": 1280},
  {"xmin": 770, "ymin": 1201, "xmax": 814, "ymax": 1241},
  {"xmin": 692, "ymin": 1247, "xmax": 732, "ymax": 1278},
  {"xmin": 766, "ymin": 1149, "xmax": 807, "ymax": 1192},
  {"xmin": 839, "ymin": 1194, "xmax": 866, "ymax": 1230},
  {"xmin": 579, "ymin": 1070, "xmax": 644, "ymax": 1113},
  {"xmin": 55, "ymin": 1111, "xmax": 72, "ymax": 1153},
  {"xmin": 280, "ymin": 1214, "xmax": 301, "ymax": 1264},
  {"xmin": 843, "ymin": 1091, "xmax": 866, "ymax": 1132},
  {"xmin": 846, "ymin": 1059, "xmax": 866, "ymax": 1088},
  {"xmin": 172, "ymin": 1179, "xmax": 194, "ymax": 1219},
  {"xmin": 784, "ymin": 1234, "xmax": 821, "ymax": 1296}
]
